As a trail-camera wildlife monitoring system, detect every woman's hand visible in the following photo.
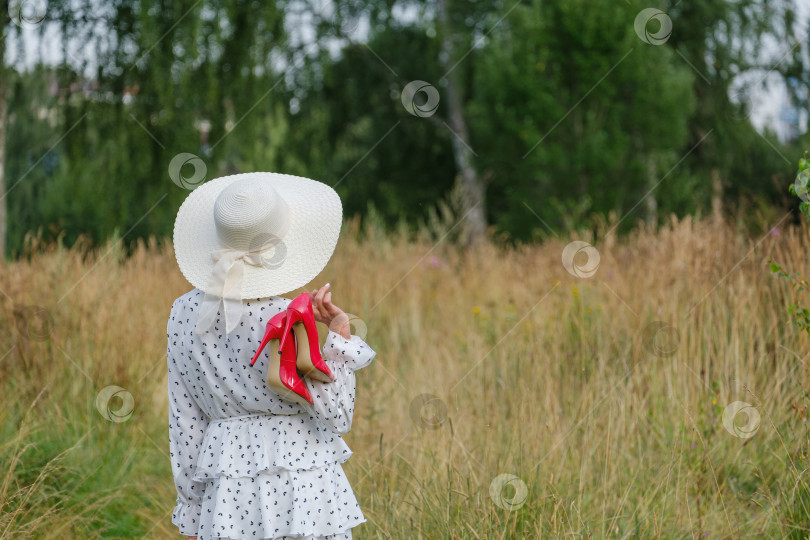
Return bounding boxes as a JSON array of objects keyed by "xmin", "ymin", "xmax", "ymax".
[{"xmin": 311, "ymin": 283, "xmax": 351, "ymax": 340}]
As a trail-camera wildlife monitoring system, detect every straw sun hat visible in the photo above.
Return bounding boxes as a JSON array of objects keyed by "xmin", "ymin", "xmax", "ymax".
[{"xmin": 173, "ymin": 172, "xmax": 342, "ymax": 334}]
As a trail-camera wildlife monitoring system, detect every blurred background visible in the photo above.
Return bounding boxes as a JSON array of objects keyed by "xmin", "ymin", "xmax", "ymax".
[
  {"xmin": 6, "ymin": 2, "xmax": 810, "ymax": 539},
  {"xmin": 2, "ymin": 0, "xmax": 810, "ymax": 255}
]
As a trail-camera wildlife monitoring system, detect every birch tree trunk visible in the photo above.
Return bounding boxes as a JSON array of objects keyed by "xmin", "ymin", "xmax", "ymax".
[
  {"xmin": 645, "ymin": 154, "xmax": 658, "ymax": 225},
  {"xmin": 437, "ymin": 0, "xmax": 487, "ymax": 245}
]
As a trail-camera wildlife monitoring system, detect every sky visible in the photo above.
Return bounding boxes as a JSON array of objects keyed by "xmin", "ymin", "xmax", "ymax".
[{"xmin": 744, "ymin": 0, "xmax": 810, "ymax": 140}]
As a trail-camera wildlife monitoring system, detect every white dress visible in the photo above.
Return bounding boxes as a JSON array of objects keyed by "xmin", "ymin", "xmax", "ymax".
[{"xmin": 167, "ymin": 289, "xmax": 376, "ymax": 540}]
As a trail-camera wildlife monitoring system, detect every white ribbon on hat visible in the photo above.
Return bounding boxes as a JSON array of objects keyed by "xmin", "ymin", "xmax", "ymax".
[{"xmin": 194, "ymin": 238, "xmax": 283, "ymax": 335}]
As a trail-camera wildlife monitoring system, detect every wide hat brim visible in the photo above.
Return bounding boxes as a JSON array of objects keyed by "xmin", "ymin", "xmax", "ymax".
[{"xmin": 173, "ymin": 172, "xmax": 342, "ymax": 299}]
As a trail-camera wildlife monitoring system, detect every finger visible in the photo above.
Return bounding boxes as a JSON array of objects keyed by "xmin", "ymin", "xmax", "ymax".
[
  {"xmin": 315, "ymin": 283, "xmax": 330, "ymax": 307},
  {"xmin": 310, "ymin": 292, "xmax": 324, "ymax": 314},
  {"xmin": 310, "ymin": 288, "xmax": 328, "ymax": 320},
  {"xmin": 324, "ymin": 292, "xmax": 341, "ymax": 317}
]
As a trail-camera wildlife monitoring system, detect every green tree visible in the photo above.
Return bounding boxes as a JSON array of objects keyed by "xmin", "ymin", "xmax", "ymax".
[
  {"xmin": 282, "ymin": 25, "xmax": 457, "ymax": 229},
  {"xmin": 667, "ymin": 0, "xmax": 800, "ymax": 216},
  {"xmin": 5, "ymin": 0, "xmax": 289, "ymax": 253},
  {"xmin": 465, "ymin": 0, "xmax": 695, "ymax": 238},
  {"xmin": 1, "ymin": 0, "xmax": 803, "ymax": 253}
]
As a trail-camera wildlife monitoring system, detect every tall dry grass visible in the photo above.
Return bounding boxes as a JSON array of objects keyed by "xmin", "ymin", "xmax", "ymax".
[{"xmin": 1, "ymin": 215, "xmax": 809, "ymax": 538}]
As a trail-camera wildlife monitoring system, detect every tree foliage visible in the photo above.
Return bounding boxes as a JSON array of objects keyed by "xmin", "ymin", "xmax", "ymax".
[{"xmin": 1, "ymin": 0, "xmax": 806, "ymax": 255}]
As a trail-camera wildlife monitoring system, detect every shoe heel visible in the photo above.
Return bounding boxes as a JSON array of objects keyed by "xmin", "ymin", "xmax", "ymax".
[
  {"xmin": 266, "ymin": 336, "xmax": 313, "ymax": 405},
  {"xmin": 293, "ymin": 321, "xmax": 333, "ymax": 383},
  {"xmin": 251, "ymin": 312, "xmax": 286, "ymax": 366},
  {"xmin": 278, "ymin": 310, "xmax": 299, "ymax": 354},
  {"xmin": 250, "ymin": 332, "xmax": 272, "ymax": 366},
  {"xmin": 284, "ymin": 293, "xmax": 333, "ymax": 382}
]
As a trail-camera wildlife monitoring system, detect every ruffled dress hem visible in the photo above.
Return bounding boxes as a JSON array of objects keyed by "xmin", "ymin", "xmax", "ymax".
[
  {"xmin": 190, "ymin": 413, "xmax": 365, "ymax": 540},
  {"xmin": 192, "ymin": 413, "xmax": 353, "ymax": 481}
]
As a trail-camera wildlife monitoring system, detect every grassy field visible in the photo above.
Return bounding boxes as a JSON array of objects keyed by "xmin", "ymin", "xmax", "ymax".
[{"xmin": 1, "ymin": 215, "xmax": 809, "ymax": 539}]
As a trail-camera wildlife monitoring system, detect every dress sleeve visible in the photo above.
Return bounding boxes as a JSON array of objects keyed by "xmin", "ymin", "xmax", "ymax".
[
  {"xmin": 167, "ymin": 334, "xmax": 209, "ymax": 536},
  {"xmin": 303, "ymin": 330, "xmax": 376, "ymax": 435}
]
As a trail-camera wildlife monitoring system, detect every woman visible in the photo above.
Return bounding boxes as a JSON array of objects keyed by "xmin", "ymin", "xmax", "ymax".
[{"xmin": 168, "ymin": 173, "xmax": 375, "ymax": 540}]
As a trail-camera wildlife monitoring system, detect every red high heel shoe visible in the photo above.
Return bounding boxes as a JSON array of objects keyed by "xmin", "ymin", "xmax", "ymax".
[
  {"xmin": 278, "ymin": 292, "xmax": 334, "ymax": 383},
  {"xmin": 250, "ymin": 312, "xmax": 313, "ymax": 405}
]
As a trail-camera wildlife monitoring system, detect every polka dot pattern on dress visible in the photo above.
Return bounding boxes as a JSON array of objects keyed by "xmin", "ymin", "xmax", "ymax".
[{"xmin": 167, "ymin": 289, "xmax": 376, "ymax": 539}]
